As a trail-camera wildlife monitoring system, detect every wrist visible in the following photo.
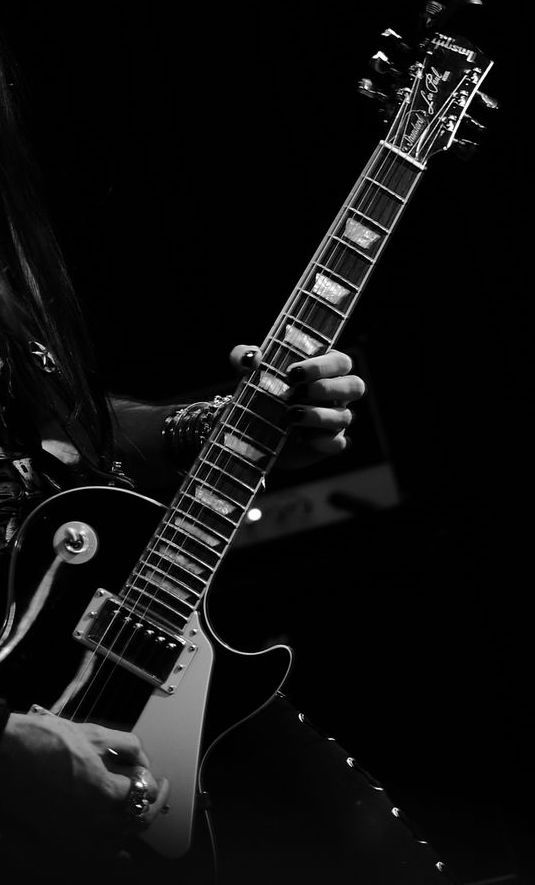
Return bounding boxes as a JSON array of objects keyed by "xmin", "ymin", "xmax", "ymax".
[{"xmin": 162, "ymin": 395, "xmax": 233, "ymax": 467}]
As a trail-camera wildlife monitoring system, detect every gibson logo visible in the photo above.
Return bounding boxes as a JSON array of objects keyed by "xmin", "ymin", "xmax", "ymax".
[{"xmin": 432, "ymin": 33, "xmax": 477, "ymax": 63}]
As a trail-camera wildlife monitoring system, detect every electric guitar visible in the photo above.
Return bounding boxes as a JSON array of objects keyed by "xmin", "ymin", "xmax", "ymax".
[{"xmin": 0, "ymin": 6, "xmax": 495, "ymax": 863}]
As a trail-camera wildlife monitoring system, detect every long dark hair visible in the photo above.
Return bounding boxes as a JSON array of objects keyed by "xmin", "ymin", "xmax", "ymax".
[{"xmin": 0, "ymin": 35, "xmax": 111, "ymax": 462}]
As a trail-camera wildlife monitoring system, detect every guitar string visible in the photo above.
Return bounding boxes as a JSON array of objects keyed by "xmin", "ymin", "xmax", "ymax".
[
  {"xmin": 61, "ymin": 138, "xmax": 418, "ymax": 724},
  {"xmin": 57, "ymin": 139, "xmax": 395, "ymax": 721},
  {"xmin": 61, "ymin": 123, "xmax": 422, "ymax": 723},
  {"xmin": 62, "ymin": 85, "xmax": 436, "ymax": 724},
  {"xmin": 64, "ymin": 57, "xmax": 468, "ymax": 723}
]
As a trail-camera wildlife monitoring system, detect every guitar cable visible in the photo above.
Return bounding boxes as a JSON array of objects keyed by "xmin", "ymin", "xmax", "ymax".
[{"xmin": 203, "ymin": 803, "xmax": 220, "ymax": 885}]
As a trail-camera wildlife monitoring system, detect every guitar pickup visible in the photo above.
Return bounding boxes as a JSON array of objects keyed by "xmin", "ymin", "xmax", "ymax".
[{"xmin": 73, "ymin": 589, "xmax": 193, "ymax": 690}]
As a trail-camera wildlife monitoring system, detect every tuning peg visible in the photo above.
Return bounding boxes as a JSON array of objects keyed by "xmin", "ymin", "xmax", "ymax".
[
  {"xmin": 463, "ymin": 113, "xmax": 486, "ymax": 131},
  {"xmin": 357, "ymin": 78, "xmax": 388, "ymax": 102},
  {"xmin": 422, "ymin": 0, "xmax": 484, "ymax": 28},
  {"xmin": 452, "ymin": 137, "xmax": 479, "ymax": 160},
  {"xmin": 370, "ymin": 51, "xmax": 400, "ymax": 77},
  {"xmin": 475, "ymin": 90, "xmax": 500, "ymax": 111},
  {"xmin": 380, "ymin": 28, "xmax": 412, "ymax": 53},
  {"xmin": 422, "ymin": 1, "xmax": 445, "ymax": 28}
]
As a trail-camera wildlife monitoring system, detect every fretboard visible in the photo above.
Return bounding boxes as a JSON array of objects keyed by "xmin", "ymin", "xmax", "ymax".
[{"xmin": 121, "ymin": 142, "xmax": 426, "ymax": 633}]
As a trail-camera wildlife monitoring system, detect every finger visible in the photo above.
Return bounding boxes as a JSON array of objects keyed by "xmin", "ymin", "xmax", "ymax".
[
  {"xmin": 303, "ymin": 430, "xmax": 351, "ymax": 456},
  {"xmin": 133, "ymin": 778, "xmax": 171, "ymax": 830},
  {"xmin": 135, "ymin": 766, "xmax": 160, "ymax": 804},
  {"xmin": 103, "ymin": 731, "xmax": 150, "ymax": 768},
  {"xmin": 289, "ymin": 405, "xmax": 353, "ymax": 432},
  {"xmin": 304, "ymin": 375, "xmax": 366, "ymax": 404},
  {"xmin": 108, "ymin": 764, "xmax": 160, "ymax": 804},
  {"xmin": 229, "ymin": 344, "xmax": 263, "ymax": 375},
  {"xmin": 286, "ymin": 350, "xmax": 353, "ymax": 385}
]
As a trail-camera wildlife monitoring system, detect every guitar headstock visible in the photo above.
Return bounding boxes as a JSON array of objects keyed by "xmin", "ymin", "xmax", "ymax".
[{"xmin": 358, "ymin": 1, "xmax": 496, "ymax": 166}]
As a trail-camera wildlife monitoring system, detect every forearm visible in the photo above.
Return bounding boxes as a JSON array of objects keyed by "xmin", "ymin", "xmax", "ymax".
[
  {"xmin": 108, "ymin": 396, "xmax": 178, "ymax": 492},
  {"xmin": 108, "ymin": 394, "xmax": 233, "ymax": 493}
]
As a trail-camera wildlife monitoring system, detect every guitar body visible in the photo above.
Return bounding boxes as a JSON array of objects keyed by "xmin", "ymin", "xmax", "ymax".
[{"xmin": 0, "ymin": 486, "xmax": 292, "ymax": 858}]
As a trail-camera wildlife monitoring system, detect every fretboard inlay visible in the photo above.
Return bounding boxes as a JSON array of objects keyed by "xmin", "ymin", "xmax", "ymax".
[
  {"xmin": 223, "ymin": 432, "xmax": 265, "ymax": 462},
  {"xmin": 284, "ymin": 324, "xmax": 322, "ymax": 355},
  {"xmin": 156, "ymin": 542, "xmax": 206, "ymax": 577},
  {"xmin": 311, "ymin": 273, "xmax": 350, "ymax": 304},
  {"xmin": 140, "ymin": 568, "xmax": 192, "ymax": 602},
  {"xmin": 194, "ymin": 485, "xmax": 236, "ymax": 516},
  {"xmin": 172, "ymin": 517, "xmax": 221, "ymax": 548},
  {"xmin": 258, "ymin": 372, "xmax": 291, "ymax": 399},
  {"xmin": 343, "ymin": 218, "xmax": 381, "ymax": 250},
  {"xmin": 120, "ymin": 142, "xmax": 425, "ymax": 636}
]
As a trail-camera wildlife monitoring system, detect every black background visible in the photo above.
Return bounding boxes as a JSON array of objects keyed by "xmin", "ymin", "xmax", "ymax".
[{"xmin": 1, "ymin": 2, "xmax": 531, "ymax": 880}]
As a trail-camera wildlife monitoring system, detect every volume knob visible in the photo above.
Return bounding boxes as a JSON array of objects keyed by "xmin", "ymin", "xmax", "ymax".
[{"xmin": 53, "ymin": 521, "xmax": 99, "ymax": 564}]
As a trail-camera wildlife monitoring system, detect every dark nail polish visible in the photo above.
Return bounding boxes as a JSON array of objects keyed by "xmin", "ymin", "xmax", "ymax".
[
  {"xmin": 290, "ymin": 407, "xmax": 306, "ymax": 420},
  {"xmin": 241, "ymin": 350, "xmax": 257, "ymax": 368},
  {"xmin": 287, "ymin": 366, "xmax": 305, "ymax": 383}
]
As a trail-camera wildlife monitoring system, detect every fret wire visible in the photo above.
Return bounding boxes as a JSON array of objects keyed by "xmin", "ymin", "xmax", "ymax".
[
  {"xmin": 265, "ymin": 335, "xmax": 318, "ymax": 361},
  {"xmin": 120, "ymin": 142, "xmax": 428, "ymax": 643},
  {"xmin": 368, "ymin": 149, "xmax": 421, "ymax": 187},
  {"xmin": 179, "ymin": 490, "xmax": 240, "ymax": 528},
  {"xmin": 380, "ymin": 140, "xmax": 426, "ymax": 170},
  {"xmin": 124, "ymin": 583, "xmax": 191, "ymax": 622},
  {"xmin": 258, "ymin": 346, "xmax": 295, "ymax": 376},
  {"xmin": 138, "ymin": 577, "xmax": 198, "ymax": 610},
  {"xmin": 219, "ymin": 402, "xmax": 286, "ymax": 440},
  {"xmin": 175, "ymin": 488, "xmax": 257, "ymax": 557},
  {"xmin": 343, "ymin": 206, "xmax": 390, "ymax": 233},
  {"xmin": 298, "ymin": 288, "xmax": 348, "ymax": 318},
  {"xmin": 267, "ymin": 163, "xmax": 422, "ymax": 364},
  {"xmin": 218, "ymin": 419, "xmax": 278, "ymax": 457},
  {"xmin": 155, "ymin": 514, "xmax": 224, "ymax": 556},
  {"xmin": 285, "ymin": 315, "xmax": 333, "ymax": 344},
  {"xmin": 329, "ymin": 235, "xmax": 376, "ymax": 264},
  {"xmin": 131, "ymin": 575, "xmax": 199, "ymax": 611},
  {"xmin": 257, "ymin": 142, "xmax": 411, "ymax": 356},
  {"xmin": 220, "ymin": 409, "xmax": 284, "ymax": 446},
  {"xmin": 149, "ymin": 548, "xmax": 213, "ymax": 580},
  {"xmin": 198, "ymin": 454, "xmax": 257, "ymax": 493},
  {"xmin": 345, "ymin": 174, "xmax": 423, "ymax": 282},
  {"xmin": 205, "ymin": 438, "xmax": 267, "ymax": 479},
  {"xmin": 135, "ymin": 561, "xmax": 203, "ymax": 597},
  {"xmin": 152, "ymin": 533, "xmax": 217, "ymax": 570},
  {"xmin": 256, "ymin": 359, "xmax": 286, "ymax": 380},
  {"xmin": 165, "ymin": 508, "xmax": 229, "ymax": 544},
  {"xmin": 240, "ymin": 378, "xmax": 291, "ymax": 408},
  {"xmin": 313, "ymin": 262, "xmax": 356, "ymax": 291},
  {"xmin": 363, "ymin": 176, "xmax": 406, "ymax": 201},
  {"xmin": 139, "ymin": 553, "xmax": 204, "ymax": 588},
  {"xmin": 186, "ymin": 474, "xmax": 248, "ymax": 512},
  {"xmin": 156, "ymin": 525, "xmax": 223, "ymax": 558}
]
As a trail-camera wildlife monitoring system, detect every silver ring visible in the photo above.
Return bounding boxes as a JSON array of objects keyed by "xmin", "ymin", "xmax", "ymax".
[{"xmin": 125, "ymin": 768, "xmax": 150, "ymax": 819}]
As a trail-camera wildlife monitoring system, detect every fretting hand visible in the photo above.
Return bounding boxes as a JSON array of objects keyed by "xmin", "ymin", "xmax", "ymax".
[{"xmin": 229, "ymin": 345, "xmax": 366, "ymax": 469}]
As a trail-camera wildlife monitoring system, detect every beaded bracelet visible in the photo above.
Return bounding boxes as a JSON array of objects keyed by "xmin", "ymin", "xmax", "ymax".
[
  {"xmin": 0, "ymin": 698, "xmax": 10, "ymax": 740},
  {"xmin": 162, "ymin": 395, "xmax": 233, "ymax": 466}
]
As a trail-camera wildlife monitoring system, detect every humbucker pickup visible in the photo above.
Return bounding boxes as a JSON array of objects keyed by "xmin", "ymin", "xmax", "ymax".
[{"xmin": 73, "ymin": 589, "xmax": 196, "ymax": 691}]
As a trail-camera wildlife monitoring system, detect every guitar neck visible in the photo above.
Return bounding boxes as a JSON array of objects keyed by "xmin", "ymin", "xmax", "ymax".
[{"xmin": 122, "ymin": 139, "xmax": 426, "ymax": 633}]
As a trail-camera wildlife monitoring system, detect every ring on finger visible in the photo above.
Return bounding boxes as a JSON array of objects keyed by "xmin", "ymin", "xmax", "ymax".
[{"xmin": 125, "ymin": 767, "xmax": 150, "ymax": 820}]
